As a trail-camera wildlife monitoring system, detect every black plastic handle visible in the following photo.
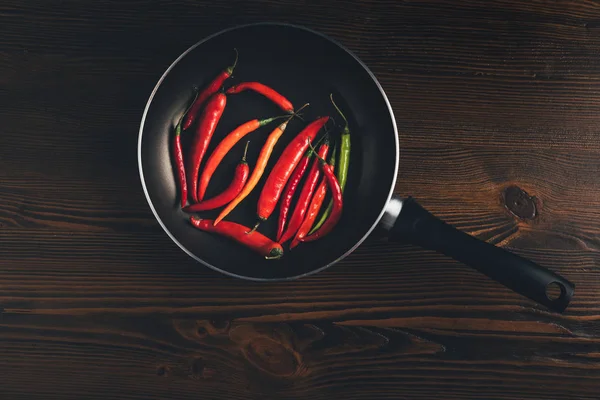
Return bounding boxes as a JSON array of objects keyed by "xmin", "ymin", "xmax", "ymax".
[{"xmin": 389, "ymin": 197, "xmax": 574, "ymax": 313}]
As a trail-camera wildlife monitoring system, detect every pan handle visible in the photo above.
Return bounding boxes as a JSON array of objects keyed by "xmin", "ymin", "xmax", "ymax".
[{"xmin": 382, "ymin": 196, "xmax": 574, "ymax": 313}]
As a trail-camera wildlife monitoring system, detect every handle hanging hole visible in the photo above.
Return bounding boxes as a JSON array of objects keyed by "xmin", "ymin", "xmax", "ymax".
[{"xmin": 546, "ymin": 282, "xmax": 565, "ymax": 301}]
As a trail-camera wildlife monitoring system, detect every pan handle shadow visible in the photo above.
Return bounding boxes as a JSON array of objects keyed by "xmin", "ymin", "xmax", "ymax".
[{"xmin": 380, "ymin": 196, "xmax": 575, "ymax": 313}]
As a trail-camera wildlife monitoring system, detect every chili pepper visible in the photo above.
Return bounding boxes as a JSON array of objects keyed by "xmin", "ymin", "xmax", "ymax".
[
  {"xmin": 275, "ymin": 134, "xmax": 327, "ymax": 241},
  {"xmin": 291, "ymin": 147, "xmax": 337, "ymax": 249},
  {"xmin": 183, "ymin": 49, "xmax": 237, "ymax": 131},
  {"xmin": 183, "ymin": 141, "xmax": 250, "ymax": 212},
  {"xmin": 173, "ymin": 90, "xmax": 199, "ymax": 208},
  {"xmin": 252, "ymin": 116, "xmax": 329, "ymax": 232},
  {"xmin": 300, "ymin": 143, "xmax": 343, "ymax": 242},
  {"xmin": 226, "ymin": 82, "xmax": 294, "ymax": 114},
  {"xmin": 279, "ymin": 136, "xmax": 330, "ymax": 244},
  {"xmin": 197, "ymin": 115, "xmax": 286, "ymax": 201},
  {"xmin": 214, "ymin": 104, "xmax": 309, "ymax": 226},
  {"xmin": 173, "ymin": 121, "xmax": 187, "ymax": 207},
  {"xmin": 190, "ymin": 216, "xmax": 284, "ymax": 259},
  {"xmin": 187, "ymin": 92, "xmax": 227, "ymax": 203},
  {"xmin": 310, "ymin": 94, "xmax": 351, "ymax": 234},
  {"xmin": 276, "ymin": 150, "xmax": 311, "ymax": 241},
  {"xmin": 174, "ymin": 122, "xmax": 187, "ymax": 208},
  {"xmin": 291, "ymin": 178, "xmax": 327, "ymax": 249}
]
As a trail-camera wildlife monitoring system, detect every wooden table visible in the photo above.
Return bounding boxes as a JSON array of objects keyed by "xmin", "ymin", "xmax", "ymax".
[{"xmin": 2, "ymin": 1, "xmax": 600, "ymax": 399}]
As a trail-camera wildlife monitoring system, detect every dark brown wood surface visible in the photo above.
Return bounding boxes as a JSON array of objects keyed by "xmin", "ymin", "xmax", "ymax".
[{"xmin": 2, "ymin": 0, "xmax": 600, "ymax": 398}]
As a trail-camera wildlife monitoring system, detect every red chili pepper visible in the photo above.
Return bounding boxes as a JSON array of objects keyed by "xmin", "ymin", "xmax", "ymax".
[
  {"xmin": 190, "ymin": 216, "xmax": 284, "ymax": 259},
  {"xmin": 183, "ymin": 141, "xmax": 250, "ymax": 212},
  {"xmin": 226, "ymin": 82, "xmax": 294, "ymax": 113},
  {"xmin": 173, "ymin": 91, "xmax": 200, "ymax": 208},
  {"xmin": 187, "ymin": 92, "xmax": 227, "ymax": 203},
  {"xmin": 290, "ymin": 147, "xmax": 336, "ymax": 249},
  {"xmin": 275, "ymin": 135, "xmax": 327, "ymax": 241},
  {"xmin": 183, "ymin": 49, "xmax": 237, "ymax": 131},
  {"xmin": 173, "ymin": 122, "xmax": 187, "ymax": 207},
  {"xmin": 276, "ymin": 151, "xmax": 311, "ymax": 241},
  {"xmin": 279, "ymin": 137, "xmax": 330, "ymax": 244},
  {"xmin": 300, "ymin": 157, "xmax": 343, "ymax": 242},
  {"xmin": 253, "ymin": 116, "xmax": 329, "ymax": 230},
  {"xmin": 197, "ymin": 115, "xmax": 284, "ymax": 201},
  {"xmin": 291, "ymin": 178, "xmax": 327, "ymax": 249},
  {"xmin": 174, "ymin": 123, "xmax": 187, "ymax": 208}
]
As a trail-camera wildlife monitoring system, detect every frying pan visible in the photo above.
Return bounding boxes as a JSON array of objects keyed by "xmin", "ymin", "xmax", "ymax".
[{"xmin": 138, "ymin": 23, "xmax": 575, "ymax": 313}]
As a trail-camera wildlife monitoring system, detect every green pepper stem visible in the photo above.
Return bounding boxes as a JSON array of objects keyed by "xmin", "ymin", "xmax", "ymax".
[
  {"xmin": 247, "ymin": 220, "xmax": 261, "ymax": 234},
  {"xmin": 330, "ymin": 94, "xmax": 349, "ymax": 133},
  {"xmin": 260, "ymin": 114, "xmax": 291, "ymax": 127},
  {"xmin": 289, "ymin": 103, "xmax": 309, "ymax": 123},
  {"xmin": 226, "ymin": 48, "xmax": 238, "ymax": 75},
  {"xmin": 307, "ymin": 141, "xmax": 327, "ymax": 164},
  {"xmin": 306, "ymin": 134, "xmax": 328, "ymax": 157},
  {"xmin": 265, "ymin": 247, "xmax": 284, "ymax": 260},
  {"xmin": 242, "ymin": 140, "xmax": 250, "ymax": 162}
]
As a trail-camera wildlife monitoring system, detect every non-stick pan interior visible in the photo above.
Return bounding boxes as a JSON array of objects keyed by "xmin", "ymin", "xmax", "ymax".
[{"xmin": 139, "ymin": 23, "xmax": 398, "ymax": 280}]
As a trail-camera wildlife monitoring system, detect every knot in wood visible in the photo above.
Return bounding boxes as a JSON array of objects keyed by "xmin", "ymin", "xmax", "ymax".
[
  {"xmin": 503, "ymin": 185, "xmax": 537, "ymax": 220},
  {"xmin": 244, "ymin": 337, "xmax": 301, "ymax": 377},
  {"xmin": 156, "ymin": 365, "xmax": 168, "ymax": 377}
]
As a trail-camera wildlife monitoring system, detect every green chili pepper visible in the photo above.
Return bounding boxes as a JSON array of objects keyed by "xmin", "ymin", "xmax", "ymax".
[{"xmin": 309, "ymin": 94, "xmax": 350, "ymax": 234}]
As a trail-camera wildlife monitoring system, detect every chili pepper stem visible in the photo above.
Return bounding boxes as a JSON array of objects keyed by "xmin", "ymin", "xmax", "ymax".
[
  {"xmin": 242, "ymin": 140, "xmax": 250, "ymax": 162},
  {"xmin": 330, "ymin": 93, "xmax": 349, "ymax": 133},
  {"xmin": 260, "ymin": 114, "xmax": 292, "ymax": 127},
  {"xmin": 247, "ymin": 219, "xmax": 262, "ymax": 234},
  {"xmin": 306, "ymin": 134, "xmax": 327, "ymax": 157},
  {"xmin": 265, "ymin": 247, "xmax": 284, "ymax": 260},
  {"xmin": 291, "ymin": 103, "xmax": 309, "ymax": 121},
  {"xmin": 278, "ymin": 103, "xmax": 308, "ymax": 126},
  {"xmin": 307, "ymin": 141, "xmax": 327, "ymax": 164},
  {"xmin": 226, "ymin": 48, "xmax": 238, "ymax": 75}
]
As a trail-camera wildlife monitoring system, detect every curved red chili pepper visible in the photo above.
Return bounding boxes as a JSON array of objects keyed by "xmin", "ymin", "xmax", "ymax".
[
  {"xmin": 291, "ymin": 147, "xmax": 336, "ymax": 249},
  {"xmin": 276, "ymin": 152, "xmax": 311, "ymax": 241},
  {"xmin": 183, "ymin": 142, "xmax": 250, "ymax": 212},
  {"xmin": 279, "ymin": 138, "xmax": 330, "ymax": 244},
  {"xmin": 255, "ymin": 116, "xmax": 329, "ymax": 227},
  {"xmin": 189, "ymin": 216, "xmax": 284, "ymax": 259},
  {"xmin": 174, "ymin": 122, "xmax": 187, "ymax": 208},
  {"xmin": 300, "ymin": 160, "xmax": 343, "ymax": 242},
  {"xmin": 187, "ymin": 92, "xmax": 227, "ymax": 203},
  {"xmin": 226, "ymin": 82, "xmax": 294, "ymax": 113},
  {"xmin": 291, "ymin": 176, "xmax": 327, "ymax": 249},
  {"xmin": 275, "ymin": 134, "xmax": 327, "ymax": 241},
  {"xmin": 173, "ymin": 91, "xmax": 200, "ymax": 208},
  {"xmin": 183, "ymin": 49, "xmax": 237, "ymax": 131}
]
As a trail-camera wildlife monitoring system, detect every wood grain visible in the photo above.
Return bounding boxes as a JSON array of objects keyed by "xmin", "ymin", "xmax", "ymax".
[{"xmin": 2, "ymin": 0, "xmax": 600, "ymax": 399}]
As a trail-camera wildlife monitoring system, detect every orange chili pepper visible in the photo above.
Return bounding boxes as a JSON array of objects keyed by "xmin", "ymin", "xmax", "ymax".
[
  {"xmin": 197, "ymin": 115, "xmax": 286, "ymax": 201},
  {"xmin": 214, "ymin": 104, "xmax": 308, "ymax": 226}
]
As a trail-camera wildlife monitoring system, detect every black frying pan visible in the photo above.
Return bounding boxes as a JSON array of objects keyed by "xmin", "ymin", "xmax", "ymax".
[{"xmin": 138, "ymin": 23, "xmax": 574, "ymax": 313}]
